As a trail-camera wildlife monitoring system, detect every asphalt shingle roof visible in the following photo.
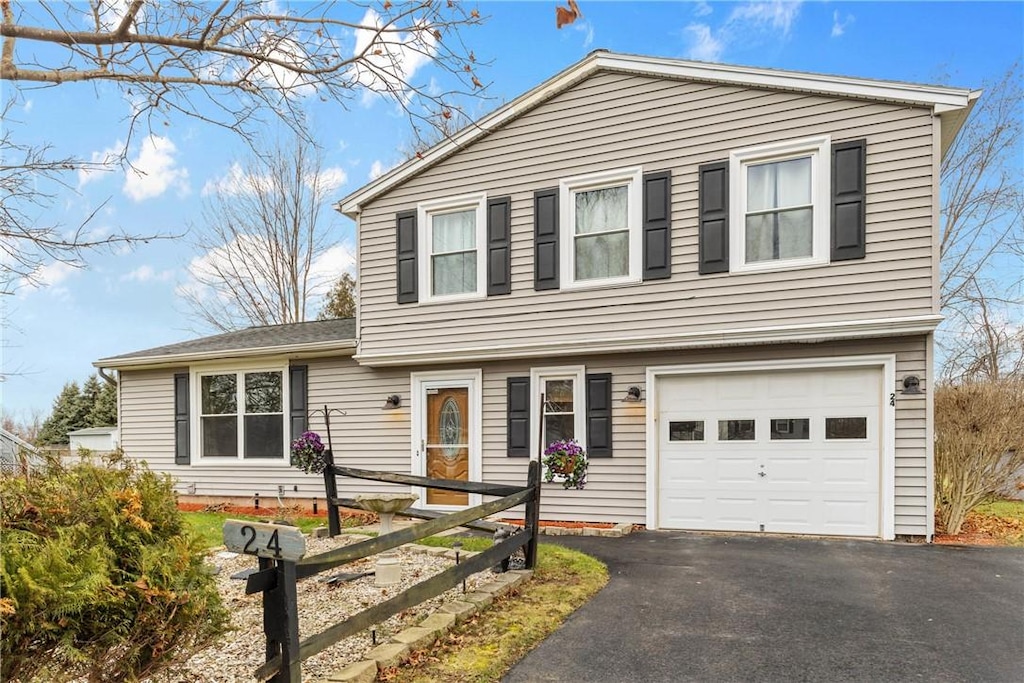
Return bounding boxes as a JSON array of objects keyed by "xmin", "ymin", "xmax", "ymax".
[{"xmin": 98, "ymin": 318, "xmax": 355, "ymax": 364}]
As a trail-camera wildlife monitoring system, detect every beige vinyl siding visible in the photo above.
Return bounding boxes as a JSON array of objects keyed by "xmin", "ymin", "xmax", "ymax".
[
  {"xmin": 356, "ymin": 71, "xmax": 937, "ymax": 359},
  {"xmin": 118, "ymin": 336, "xmax": 929, "ymax": 535}
]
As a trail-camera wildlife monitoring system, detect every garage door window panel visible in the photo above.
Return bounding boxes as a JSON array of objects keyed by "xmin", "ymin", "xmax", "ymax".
[
  {"xmin": 669, "ymin": 420, "xmax": 705, "ymax": 442},
  {"xmin": 718, "ymin": 419, "xmax": 756, "ymax": 441},
  {"xmin": 770, "ymin": 418, "xmax": 810, "ymax": 440},
  {"xmin": 825, "ymin": 417, "xmax": 868, "ymax": 440}
]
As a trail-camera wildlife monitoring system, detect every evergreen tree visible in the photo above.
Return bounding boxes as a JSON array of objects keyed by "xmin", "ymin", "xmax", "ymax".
[
  {"xmin": 37, "ymin": 381, "xmax": 87, "ymax": 445},
  {"xmin": 318, "ymin": 272, "xmax": 356, "ymax": 320},
  {"xmin": 88, "ymin": 379, "xmax": 118, "ymax": 427}
]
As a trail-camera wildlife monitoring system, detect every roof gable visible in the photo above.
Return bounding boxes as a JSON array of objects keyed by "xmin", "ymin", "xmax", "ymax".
[{"xmin": 338, "ymin": 50, "xmax": 977, "ymax": 217}]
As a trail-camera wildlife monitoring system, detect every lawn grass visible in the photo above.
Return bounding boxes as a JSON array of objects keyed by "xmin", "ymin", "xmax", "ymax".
[
  {"xmin": 183, "ymin": 511, "xmax": 325, "ymax": 548},
  {"xmin": 386, "ymin": 539, "xmax": 608, "ymax": 683},
  {"xmin": 973, "ymin": 497, "xmax": 1024, "ymax": 521}
]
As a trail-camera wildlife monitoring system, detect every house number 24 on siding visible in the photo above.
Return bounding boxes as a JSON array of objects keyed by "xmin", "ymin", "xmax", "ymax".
[{"xmin": 222, "ymin": 519, "xmax": 306, "ymax": 562}]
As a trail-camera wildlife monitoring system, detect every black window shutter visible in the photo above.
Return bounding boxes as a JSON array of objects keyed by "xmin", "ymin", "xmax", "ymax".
[
  {"xmin": 831, "ymin": 139, "xmax": 867, "ymax": 261},
  {"xmin": 487, "ymin": 196, "xmax": 512, "ymax": 296},
  {"xmin": 534, "ymin": 188, "xmax": 559, "ymax": 290},
  {"xmin": 507, "ymin": 377, "xmax": 531, "ymax": 457},
  {"xmin": 643, "ymin": 170, "xmax": 672, "ymax": 280},
  {"xmin": 698, "ymin": 161, "xmax": 730, "ymax": 274},
  {"xmin": 586, "ymin": 373, "xmax": 612, "ymax": 458},
  {"xmin": 289, "ymin": 366, "xmax": 308, "ymax": 453},
  {"xmin": 396, "ymin": 209, "xmax": 418, "ymax": 303},
  {"xmin": 174, "ymin": 372, "xmax": 190, "ymax": 465}
]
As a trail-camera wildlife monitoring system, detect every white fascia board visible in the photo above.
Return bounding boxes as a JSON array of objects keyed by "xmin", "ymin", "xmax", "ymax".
[
  {"xmin": 354, "ymin": 314, "xmax": 943, "ymax": 366},
  {"xmin": 337, "ymin": 51, "xmax": 975, "ymax": 217},
  {"xmin": 94, "ymin": 340, "xmax": 357, "ymax": 370}
]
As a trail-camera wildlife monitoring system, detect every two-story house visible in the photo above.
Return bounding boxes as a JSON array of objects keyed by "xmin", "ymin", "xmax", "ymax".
[{"xmin": 97, "ymin": 51, "xmax": 978, "ymax": 541}]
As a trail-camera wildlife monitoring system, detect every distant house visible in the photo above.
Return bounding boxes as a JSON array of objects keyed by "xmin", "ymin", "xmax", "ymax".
[
  {"xmin": 1, "ymin": 427, "xmax": 40, "ymax": 475},
  {"xmin": 98, "ymin": 52, "xmax": 980, "ymax": 541}
]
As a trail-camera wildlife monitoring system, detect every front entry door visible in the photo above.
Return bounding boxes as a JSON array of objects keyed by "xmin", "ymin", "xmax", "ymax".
[{"xmin": 424, "ymin": 387, "xmax": 470, "ymax": 506}]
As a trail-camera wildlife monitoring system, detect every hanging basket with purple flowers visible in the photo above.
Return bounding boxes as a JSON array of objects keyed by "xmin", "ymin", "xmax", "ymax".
[
  {"xmin": 290, "ymin": 431, "xmax": 326, "ymax": 474},
  {"xmin": 542, "ymin": 438, "xmax": 588, "ymax": 490}
]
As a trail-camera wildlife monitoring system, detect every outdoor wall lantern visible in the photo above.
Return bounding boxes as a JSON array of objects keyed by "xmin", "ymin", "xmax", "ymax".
[
  {"xmin": 900, "ymin": 375, "xmax": 924, "ymax": 395},
  {"xmin": 622, "ymin": 386, "xmax": 643, "ymax": 402},
  {"xmin": 382, "ymin": 394, "xmax": 402, "ymax": 410}
]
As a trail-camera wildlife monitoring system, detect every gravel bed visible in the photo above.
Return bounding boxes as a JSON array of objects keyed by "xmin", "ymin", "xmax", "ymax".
[{"xmin": 146, "ymin": 534, "xmax": 487, "ymax": 683}]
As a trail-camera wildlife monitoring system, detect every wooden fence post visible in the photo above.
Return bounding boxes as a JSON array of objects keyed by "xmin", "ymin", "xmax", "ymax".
[
  {"xmin": 524, "ymin": 460, "xmax": 541, "ymax": 569},
  {"xmin": 322, "ymin": 449, "xmax": 340, "ymax": 537},
  {"xmin": 263, "ymin": 558, "xmax": 301, "ymax": 683}
]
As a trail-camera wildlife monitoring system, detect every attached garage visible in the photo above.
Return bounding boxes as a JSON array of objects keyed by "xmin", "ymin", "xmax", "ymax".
[{"xmin": 647, "ymin": 357, "xmax": 896, "ymax": 539}]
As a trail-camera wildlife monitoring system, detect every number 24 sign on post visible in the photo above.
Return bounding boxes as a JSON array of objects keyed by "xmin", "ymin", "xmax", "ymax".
[{"xmin": 222, "ymin": 519, "xmax": 307, "ymax": 561}]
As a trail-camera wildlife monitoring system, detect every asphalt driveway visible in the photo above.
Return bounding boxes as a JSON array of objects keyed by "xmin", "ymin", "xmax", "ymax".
[{"xmin": 504, "ymin": 532, "xmax": 1024, "ymax": 682}]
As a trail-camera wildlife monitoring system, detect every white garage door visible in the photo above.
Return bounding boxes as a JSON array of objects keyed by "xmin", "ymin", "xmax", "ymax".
[{"xmin": 657, "ymin": 366, "xmax": 882, "ymax": 537}]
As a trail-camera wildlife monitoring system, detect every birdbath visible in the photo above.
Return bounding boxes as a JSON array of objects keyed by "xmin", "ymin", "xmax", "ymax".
[{"xmin": 354, "ymin": 493, "xmax": 419, "ymax": 585}]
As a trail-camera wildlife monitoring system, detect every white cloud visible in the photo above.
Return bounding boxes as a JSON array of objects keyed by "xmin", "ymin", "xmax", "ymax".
[
  {"xmin": 831, "ymin": 10, "xmax": 855, "ymax": 38},
  {"xmin": 121, "ymin": 265, "xmax": 174, "ymax": 283},
  {"xmin": 16, "ymin": 261, "xmax": 78, "ymax": 294},
  {"xmin": 201, "ymin": 162, "xmax": 269, "ymax": 197},
  {"xmin": 23, "ymin": 99, "xmax": 33, "ymax": 114},
  {"xmin": 308, "ymin": 166, "xmax": 348, "ymax": 193},
  {"xmin": 249, "ymin": 35, "xmax": 319, "ymax": 98},
  {"xmin": 123, "ymin": 134, "xmax": 189, "ymax": 202},
  {"xmin": 78, "ymin": 140, "xmax": 124, "ymax": 188},
  {"xmin": 351, "ymin": 8, "xmax": 437, "ymax": 104},
  {"xmin": 684, "ymin": 23, "xmax": 725, "ymax": 61},
  {"xmin": 202, "ymin": 163, "xmax": 346, "ymax": 197},
  {"xmin": 730, "ymin": 1, "xmax": 801, "ymax": 37},
  {"xmin": 693, "ymin": 1, "xmax": 714, "ymax": 18},
  {"xmin": 179, "ymin": 237, "xmax": 354, "ymax": 309},
  {"xmin": 683, "ymin": 1, "xmax": 803, "ymax": 61},
  {"xmin": 369, "ymin": 160, "xmax": 387, "ymax": 180}
]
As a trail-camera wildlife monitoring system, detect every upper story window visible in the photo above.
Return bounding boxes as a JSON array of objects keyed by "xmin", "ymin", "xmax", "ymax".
[
  {"xmin": 560, "ymin": 167, "xmax": 643, "ymax": 288},
  {"xmin": 196, "ymin": 366, "xmax": 288, "ymax": 461},
  {"xmin": 730, "ymin": 136, "xmax": 830, "ymax": 272},
  {"xmin": 417, "ymin": 193, "xmax": 487, "ymax": 301}
]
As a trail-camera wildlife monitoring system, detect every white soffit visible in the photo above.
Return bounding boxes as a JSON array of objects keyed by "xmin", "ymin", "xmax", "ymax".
[{"xmin": 338, "ymin": 50, "xmax": 977, "ymax": 216}]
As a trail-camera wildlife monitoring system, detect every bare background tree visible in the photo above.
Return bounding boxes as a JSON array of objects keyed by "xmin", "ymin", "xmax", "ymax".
[
  {"xmin": 938, "ymin": 63, "xmax": 1023, "ymax": 382},
  {"xmin": 182, "ymin": 137, "xmax": 345, "ymax": 331},
  {"xmin": 0, "ymin": 0, "xmax": 487, "ymax": 295}
]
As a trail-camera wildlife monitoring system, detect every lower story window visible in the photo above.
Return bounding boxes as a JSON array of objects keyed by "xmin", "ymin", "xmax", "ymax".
[
  {"xmin": 199, "ymin": 369, "xmax": 284, "ymax": 460},
  {"xmin": 532, "ymin": 366, "xmax": 587, "ymax": 454}
]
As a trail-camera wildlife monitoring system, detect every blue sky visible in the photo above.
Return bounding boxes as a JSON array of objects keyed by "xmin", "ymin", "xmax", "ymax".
[{"xmin": 3, "ymin": 1, "xmax": 1022, "ymax": 419}]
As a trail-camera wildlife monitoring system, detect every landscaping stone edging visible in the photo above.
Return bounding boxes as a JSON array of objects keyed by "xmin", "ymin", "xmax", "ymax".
[
  {"xmin": 532, "ymin": 522, "xmax": 635, "ymax": 538},
  {"xmin": 323, "ymin": 543, "xmax": 533, "ymax": 682}
]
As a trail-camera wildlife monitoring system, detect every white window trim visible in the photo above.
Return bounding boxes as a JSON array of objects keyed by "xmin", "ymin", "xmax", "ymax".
[
  {"xmin": 559, "ymin": 167, "xmax": 643, "ymax": 289},
  {"xmin": 410, "ymin": 370, "xmax": 483, "ymax": 511},
  {"xmin": 729, "ymin": 135, "xmax": 831, "ymax": 273},
  {"xmin": 417, "ymin": 193, "xmax": 487, "ymax": 303},
  {"xmin": 529, "ymin": 366, "xmax": 587, "ymax": 460},
  {"xmin": 190, "ymin": 360, "xmax": 291, "ymax": 465}
]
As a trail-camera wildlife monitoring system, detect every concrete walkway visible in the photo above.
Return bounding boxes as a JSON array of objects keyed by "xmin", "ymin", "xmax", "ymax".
[{"xmin": 504, "ymin": 532, "xmax": 1024, "ymax": 682}]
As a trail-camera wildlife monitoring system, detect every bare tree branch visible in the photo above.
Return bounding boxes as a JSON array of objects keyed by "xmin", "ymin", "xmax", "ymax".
[{"xmin": 1, "ymin": 1, "xmax": 489, "ymax": 146}]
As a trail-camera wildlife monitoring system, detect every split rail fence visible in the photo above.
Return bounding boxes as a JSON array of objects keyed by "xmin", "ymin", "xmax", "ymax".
[{"xmin": 225, "ymin": 454, "xmax": 541, "ymax": 683}]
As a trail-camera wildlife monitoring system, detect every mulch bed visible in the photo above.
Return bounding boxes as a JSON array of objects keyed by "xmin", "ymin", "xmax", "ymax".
[
  {"xmin": 933, "ymin": 511, "xmax": 1024, "ymax": 545},
  {"xmin": 177, "ymin": 502, "xmax": 375, "ymax": 524}
]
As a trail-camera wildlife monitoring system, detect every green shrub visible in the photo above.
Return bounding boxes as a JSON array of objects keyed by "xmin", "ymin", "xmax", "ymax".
[{"xmin": 0, "ymin": 453, "xmax": 228, "ymax": 682}]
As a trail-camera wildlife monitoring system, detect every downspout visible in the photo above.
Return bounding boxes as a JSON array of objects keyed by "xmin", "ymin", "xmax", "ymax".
[{"xmin": 97, "ymin": 367, "xmax": 117, "ymax": 386}]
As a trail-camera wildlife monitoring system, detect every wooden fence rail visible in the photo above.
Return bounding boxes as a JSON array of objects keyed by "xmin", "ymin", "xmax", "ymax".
[{"xmin": 230, "ymin": 458, "xmax": 541, "ymax": 683}]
